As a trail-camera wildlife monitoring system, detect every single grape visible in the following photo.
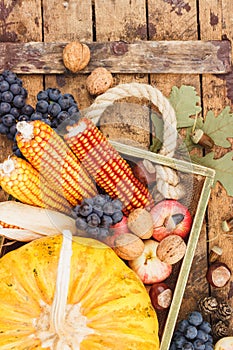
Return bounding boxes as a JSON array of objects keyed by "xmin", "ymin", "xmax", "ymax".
[
  {"xmin": 37, "ymin": 90, "xmax": 49, "ymax": 101},
  {"xmin": 82, "ymin": 197, "xmax": 94, "ymax": 206},
  {"xmin": 193, "ymin": 339, "xmax": 205, "ymax": 350},
  {"xmin": 87, "ymin": 213, "xmax": 101, "ymax": 227},
  {"xmin": 0, "ymin": 123, "xmax": 9, "ymax": 134},
  {"xmin": 13, "ymin": 95, "xmax": 25, "ymax": 108},
  {"xmin": 57, "ymin": 110, "xmax": 70, "ymax": 122},
  {"xmin": 75, "ymin": 217, "xmax": 88, "ymax": 231},
  {"xmin": 4, "ymin": 71, "xmax": 17, "ymax": 84},
  {"xmin": 174, "ymin": 335, "xmax": 186, "ymax": 348},
  {"xmin": 2, "ymin": 114, "xmax": 15, "ymax": 127},
  {"xmin": 10, "ymin": 83, "xmax": 22, "ymax": 95},
  {"xmin": 86, "ymin": 226, "xmax": 99, "ymax": 237},
  {"xmin": 68, "ymin": 105, "xmax": 79, "ymax": 115},
  {"xmin": 188, "ymin": 311, "xmax": 203, "ymax": 327},
  {"xmin": 0, "ymin": 80, "xmax": 10, "ymax": 92},
  {"xmin": 10, "ymin": 107, "xmax": 20, "ymax": 118},
  {"xmin": 92, "ymin": 205, "xmax": 104, "ymax": 218},
  {"xmin": 21, "ymin": 104, "xmax": 34, "ymax": 116},
  {"xmin": 184, "ymin": 325, "xmax": 198, "ymax": 340},
  {"xmin": 48, "ymin": 102, "xmax": 62, "ymax": 117},
  {"xmin": 47, "ymin": 88, "xmax": 61, "ymax": 101},
  {"xmin": 101, "ymin": 215, "xmax": 113, "ymax": 228},
  {"xmin": 177, "ymin": 319, "xmax": 189, "ymax": 333},
  {"xmin": 1, "ymin": 91, "xmax": 14, "ymax": 103},
  {"xmin": 112, "ymin": 210, "xmax": 123, "ymax": 224},
  {"xmin": 196, "ymin": 330, "xmax": 208, "ymax": 343},
  {"xmin": 36, "ymin": 100, "xmax": 49, "ymax": 114},
  {"xmin": 98, "ymin": 227, "xmax": 109, "ymax": 240},
  {"xmin": 112, "ymin": 199, "xmax": 123, "ymax": 211},
  {"xmin": 58, "ymin": 95, "xmax": 72, "ymax": 110},
  {"xmin": 0, "ymin": 102, "xmax": 11, "ymax": 115},
  {"xmin": 30, "ymin": 111, "xmax": 43, "ymax": 120},
  {"xmin": 93, "ymin": 194, "xmax": 107, "ymax": 207},
  {"xmin": 204, "ymin": 342, "xmax": 213, "ymax": 350},
  {"xmin": 79, "ymin": 203, "xmax": 93, "ymax": 217},
  {"xmin": 199, "ymin": 321, "xmax": 211, "ymax": 334}
]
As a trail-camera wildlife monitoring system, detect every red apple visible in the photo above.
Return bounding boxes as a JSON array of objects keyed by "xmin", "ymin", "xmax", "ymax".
[
  {"xmin": 150, "ymin": 199, "xmax": 192, "ymax": 241},
  {"xmin": 128, "ymin": 239, "xmax": 172, "ymax": 284},
  {"xmin": 104, "ymin": 216, "xmax": 129, "ymax": 247}
]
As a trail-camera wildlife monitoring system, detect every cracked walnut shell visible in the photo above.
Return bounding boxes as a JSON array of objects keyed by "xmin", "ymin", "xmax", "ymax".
[
  {"xmin": 86, "ymin": 67, "xmax": 113, "ymax": 95},
  {"xmin": 63, "ymin": 41, "xmax": 90, "ymax": 73}
]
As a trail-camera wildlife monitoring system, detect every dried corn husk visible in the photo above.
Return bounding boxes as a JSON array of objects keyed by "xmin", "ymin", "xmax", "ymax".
[
  {"xmin": 0, "ymin": 228, "xmax": 43, "ymax": 242},
  {"xmin": 0, "ymin": 202, "xmax": 76, "ymax": 236}
]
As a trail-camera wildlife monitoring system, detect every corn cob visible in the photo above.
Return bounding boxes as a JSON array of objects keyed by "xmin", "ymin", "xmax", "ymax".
[
  {"xmin": 16, "ymin": 120, "xmax": 97, "ymax": 207},
  {"xmin": 64, "ymin": 117, "xmax": 154, "ymax": 214},
  {"xmin": 0, "ymin": 156, "xmax": 70, "ymax": 214}
]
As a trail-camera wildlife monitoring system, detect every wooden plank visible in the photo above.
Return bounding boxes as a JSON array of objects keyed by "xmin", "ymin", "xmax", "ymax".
[
  {"xmin": 94, "ymin": 0, "xmax": 150, "ymax": 149},
  {"xmin": 0, "ymin": 40, "xmax": 231, "ymax": 74},
  {"xmin": 147, "ymin": 0, "xmax": 209, "ymax": 321},
  {"xmin": 199, "ymin": 0, "xmax": 233, "ymax": 332},
  {"xmin": 42, "ymin": 0, "xmax": 93, "ymax": 111}
]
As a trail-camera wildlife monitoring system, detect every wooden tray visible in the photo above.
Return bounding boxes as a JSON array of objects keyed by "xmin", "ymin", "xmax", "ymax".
[{"xmin": 112, "ymin": 141, "xmax": 215, "ymax": 349}]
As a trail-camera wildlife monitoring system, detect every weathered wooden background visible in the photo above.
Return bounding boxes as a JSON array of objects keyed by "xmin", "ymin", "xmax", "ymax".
[{"xmin": 1, "ymin": 0, "xmax": 233, "ymax": 337}]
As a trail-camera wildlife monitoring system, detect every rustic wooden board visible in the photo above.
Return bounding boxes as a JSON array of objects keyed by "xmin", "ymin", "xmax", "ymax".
[{"xmin": 0, "ymin": 40, "xmax": 231, "ymax": 74}]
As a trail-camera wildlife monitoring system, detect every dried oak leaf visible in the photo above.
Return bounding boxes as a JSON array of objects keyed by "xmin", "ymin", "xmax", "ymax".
[
  {"xmin": 192, "ymin": 151, "xmax": 233, "ymax": 196},
  {"xmin": 169, "ymin": 85, "xmax": 202, "ymax": 128}
]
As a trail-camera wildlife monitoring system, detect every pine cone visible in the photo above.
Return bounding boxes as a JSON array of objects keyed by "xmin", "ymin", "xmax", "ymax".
[
  {"xmin": 216, "ymin": 302, "xmax": 232, "ymax": 321},
  {"xmin": 212, "ymin": 320, "xmax": 229, "ymax": 338},
  {"xmin": 198, "ymin": 296, "xmax": 218, "ymax": 314}
]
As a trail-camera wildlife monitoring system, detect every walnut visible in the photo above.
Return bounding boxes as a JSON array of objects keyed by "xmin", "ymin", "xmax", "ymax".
[
  {"xmin": 63, "ymin": 41, "xmax": 90, "ymax": 73},
  {"xmin": 127, "ymin": 208, "xmax": 153, "ymax": 239},
  {"xmin": 86, "ymin": 67, "xmax": 113, "ymax": 95},
  {"xmin": 156, "ymin": 235, "xmax": 186, "ymax": 265},
  {"xmin": 113, "ymin": 233, "xmax": 144, "ymax": 261}
]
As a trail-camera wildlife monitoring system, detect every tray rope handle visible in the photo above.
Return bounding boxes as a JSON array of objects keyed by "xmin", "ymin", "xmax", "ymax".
[{"xmin": 84, "ymin": 82, "xmax": 185, "ymax": 200}]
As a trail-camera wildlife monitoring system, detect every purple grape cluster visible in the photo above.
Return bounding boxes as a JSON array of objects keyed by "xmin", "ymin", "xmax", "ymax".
[
  {"xmin": 0, "ymin": 70, "xmax": 81, "ymax": 157},
  {"xmin": 0, "ymin": 70, "xmax": 33, "ymax": 142},
  {"xmin": 72, "ymin": 194, "xmax": 124, "ymax": 241},
  {"xmin": 170, "ymin": 311, "xmax": 214, "ymax": 350}
]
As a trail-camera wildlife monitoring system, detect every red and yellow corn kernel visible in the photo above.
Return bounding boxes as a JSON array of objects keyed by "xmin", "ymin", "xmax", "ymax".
[
  {"xmin": 64, "ymin": 117, "xmax": 154, "ymax": 214},
  {"xmin": 16, "ymin": 120, "xmax": 97, "ymax": 207}
]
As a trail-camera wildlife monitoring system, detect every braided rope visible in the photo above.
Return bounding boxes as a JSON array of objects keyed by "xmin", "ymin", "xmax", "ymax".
[{"xmin": 84, "ymin": 83, "xmax": 185, "ymax": 199}]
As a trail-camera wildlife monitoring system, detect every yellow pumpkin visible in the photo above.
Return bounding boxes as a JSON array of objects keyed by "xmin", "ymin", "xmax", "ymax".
[{"xmin": 0, "ymin": 233, "xmax": 159, "ymax": 349}]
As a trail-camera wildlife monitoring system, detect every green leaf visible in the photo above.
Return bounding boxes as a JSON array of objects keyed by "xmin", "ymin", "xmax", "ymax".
[
  {"xmin": 169, "ymin": 85, "xmax": 202, "ymax": 128},
  {"xmin": 192, "ymin": 151, "xmax": 233, "ymax": 196},
  {"xmin": 202, "ymin": 107, "xmax": 233, "ymax": 147},
  {"xmin": 150, "ymin": 111, "xmax": 163, "ymax": 153}
]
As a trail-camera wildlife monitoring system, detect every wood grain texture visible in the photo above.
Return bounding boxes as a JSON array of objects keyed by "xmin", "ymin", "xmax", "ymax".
[
  {"xmin": 199, "ymin": 0, "xmax": 233, "ymax": 334},
  {"xmin": 94, "ymin": 0, "xmax": 150, "ymax": 148},
  {"xmin": 0, "ymin": 40, "xmax": 231, "ymax": 74},
  {"xmin": 42, "ymin": 0, "xmax": 93, "ymax": 110}
]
